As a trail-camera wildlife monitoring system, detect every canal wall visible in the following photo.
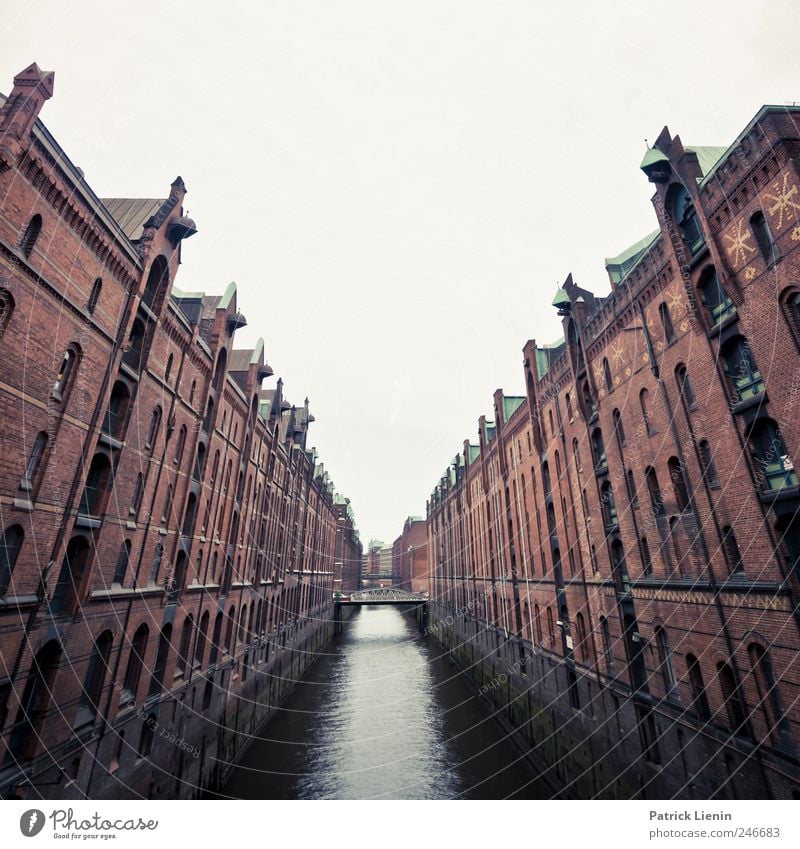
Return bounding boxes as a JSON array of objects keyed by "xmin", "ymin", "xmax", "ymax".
[{"xmin": 427, "ymin": 602, "xmax": 794, "ymax": 800}]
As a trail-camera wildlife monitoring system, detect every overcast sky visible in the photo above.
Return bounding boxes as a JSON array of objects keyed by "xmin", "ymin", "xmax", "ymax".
[{"xmin": 3, "ymin": 1, "xmax": 799, "ymax": 544}]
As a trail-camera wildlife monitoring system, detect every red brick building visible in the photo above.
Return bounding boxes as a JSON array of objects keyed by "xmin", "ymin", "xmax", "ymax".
[
  {"xmin": 333, "ymin": 495, "xmax": 362, "ymax": 594},
  {"xmin": 392, "ymin": 517, "xmax": 429, "ymax": 595},
  {"xmin": 428, "ymin": 107, "xmax": 800, "ymax": 798},
  {"xmin": 0, "ymin": 64, "xmax": 352, "ymax": 799}
]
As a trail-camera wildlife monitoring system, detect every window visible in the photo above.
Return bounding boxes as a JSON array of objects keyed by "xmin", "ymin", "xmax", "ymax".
[
  {"xmin": 668, "ymin": 457, "xmax": 690, "ymax": 512},
  {"xmin": 645, "ymin": 467, "xmax": 665, "ymax": 517},
  {"xmin": 0, "ymin": 525, "xmax": 24, "ymax": 597},
  {"xmin": 600, "ymin": 481, "xmax": 618, "ymax": 529},
  {"xmin": 748, "ymin": 643, "xmax": 791, "ymax": 746},
  {"xmin": 224, "ymin": 606, "xmax": 235, "ymax": 654},
  {"xmin": 600, "ymin": 616, "xmax": 614, "ymax": 675},
  {"xmin": 722, "ymin": 525, "xmax": 744, "ymax": 575},
  {"xmin": 20, "ymin": 214, "xmax": 42, "ymax": 258},
  {"xmin": 626, "ymin": 469, "xmax": 638, "ymax": 508},
  {"xmin": 603, "ymin": 357, "xmax": 613, "ymax": 392},
  {"xmin": 546, "ymin": 607, "xmax": 555, "ymax": 648},
  {"xmin": 565, "ymin": 393, "xmax": 574, "ymax": 421},
  {"xmin": 52, "ymin": 347, "xmax": 78, "ymax": 400},
  {"xmin": 748, "ymin": 419, "xmax": 798, "ymax": 492},
  {"xmin": 655, "ymin": 627, "xmax": 677, "ymax": 698},
  {"xmin": 781, "ymin": 290, "xmax": 800, "ymax": 348},
  {"xmin": 138, "ymin": 715, "xmax": 156, "ymax": 758},
  {"xmin": 189, "ymin": 379, "xmax": 196, "ymax": 405},
  {"xmin": 79, "ymin": 631, "xmax": 113, "ymax": 717},
  {"xmin": 659, "ymin": 302, "xmax": 676, "ymax": 343},
  {"xmin": 78, "ymin": 453, "xmax": 111, "ymax": 516},
  {"xmin": 103, "ymin": 381, "xmax": 131, "ymax": 439},
  {"xmin": 122, "ymin": 624, "xmax": 149, "ymax": 703},
  {"xmin": 130, "ymin": 473, "xmax": 144, "ymax": 516},
  {"xmin": 673, "ymin": 185, "xmax": 704, "ymax": 255},
  {"xmin": 174, "ymin": 425, "xmax": 187, "ymax": 465},
  {"xmin": 146, "ymin": 407, "xmax": 162, "ymax": 449},
  {"xmin": 575, "ymin": 613, "xmax": 588, "ymax": 663},
  {"xmin": 123, "ymin": 318, "xmax": 146, "ymax": 371},
  {"xmin": 147, "ymin": 624, "xmax": 172, "ymax": 697},
  {"xmin": 591, "ymin": 429, "xmax": 607, "ymax": 472},
  {"xmin": 699, "ymin": 267, "xmax": 736, "ymax": 326},
  {"xmin": 113, "ymin": 540, "xmax": 131, "ymax": 584},
  {"xmin": 22, "ymin": 431, "xmax": 48, "ymax": 486},
  {"xmin": 193, "ymin": 443, "xmax": 206, "ymax": 482},
  {"xmin": 721, "ymin": 336, "xmax": 764, "ymax": 402},
  {"xmin": 675, "ymin": 364, "xmax": 696, "ymax": 409},
  {"xmin": 686, "ymin": 654, "xmax": 711, "ymax": 721},
  {"xmin": 50, "ymin": 536, "xmax": 91, "ymax": 615},
  {"xmin": 640, "ymin": 388, "xmax": 654, "ymax": 434},
  {"xmin": 87, "ymin": 278, "xmax": 102, "ymax": 314},
  {"xmin": 534, "ymin": 604, "xmax": 542, "ymax": 643},
  {"xmin": 717, "ymin": 661, "xmax": 749, "ymax": 735},
  {"xmin": 698, "ymin": 440, "xmax": 719, "ymax": 487},
  {"xmin": 196, "ymin": 612, "xmax": 209, "ymax": 668},
  {"xmin": 639, "ymin": 535, "xmax": 653, "ymax": 575},
  {"xmin": 175, "ymin": 615, "xmax": 194, "ymax": 679},
  {"xmin": 149, "ymin": 544, "xmax": 164, "ymax": 584},
  {"xmin": 0, "ymin": 288, "xmax": 14, "ymax": 337},
  {"xmin": 142, "ymin": 256, "xmax": 169, "ymax": 312},
  {"xmin": 612, "ymin": 409, "xmax": 625, "ymax": 447},
  {"xmin": 611, "ymin": 539, "xmax": 630, "ymax": 593},
  {"xmin": 581, "ymin": 380, "xmax": 596, "ymax": 421},
  {"xmin": 750, "ymin": 211, "xmax": 776, "ymax": 265}
]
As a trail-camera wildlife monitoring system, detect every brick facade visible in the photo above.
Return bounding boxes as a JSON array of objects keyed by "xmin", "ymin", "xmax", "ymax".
[
  {"xmin": 392, "ymin": 517, "xmax": 429, "ymax": 595},
  {"xmin": 428, "ymin": 107, "xmax": 800, "ymax": 798},
  {"xmin": 0, "ymin": 64, "xmax": 352, "ymax": 799}
]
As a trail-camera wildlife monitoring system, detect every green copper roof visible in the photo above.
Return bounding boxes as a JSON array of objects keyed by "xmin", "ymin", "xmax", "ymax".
[
  {"xmin": 552, "ymin": 286, "xmax": 570, "ymax": 308},
  {"xmin": 535, "ymin": 337, "xmax": 565, "ymax": 379},
  {"xmin": 687, "ymin": 146, "xmax": 728, "ymax": 177},
  {"xmin": 605, "ymin": 229, "xmax": 660, "ymax": 268},
  {"xmin": 640, "ymin": 147, "xmax": 668, "ymax": 171},
  {"xmin": 486, "ymin": 422, "xmax": 496, "ymax": 442},
  {"xmin": 468, "ymin": 444, "xmax": 481, "ymax": 463},
  {"xmin": 502, "ymin": 396, "xmax": 526, "ymax": 420}
]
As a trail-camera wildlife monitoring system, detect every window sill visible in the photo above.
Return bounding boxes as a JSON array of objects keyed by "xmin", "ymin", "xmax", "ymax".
[
  {"xmin": 731, "ymin": 391, "xmax": 768, "ymax": 416},
  {"xmin": 706, "ymin": 313, "xmax": 739, "ymax": 339},
  {"xmin": 75, "ymin": 513, "xmax": 102, "ymax": 529},
  {"xmin": 758, "ymin": 485, "xmax": 800, "ymax": 505}
]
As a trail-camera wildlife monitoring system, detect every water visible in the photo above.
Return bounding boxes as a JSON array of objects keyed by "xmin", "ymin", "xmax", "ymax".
[{"xmin": 220, "ymin": 606, "xmax": 549, "ymax": 799}]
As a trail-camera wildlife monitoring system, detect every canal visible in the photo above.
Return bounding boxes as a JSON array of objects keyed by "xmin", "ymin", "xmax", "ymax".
[{"xmin": 219, "ymin": 605, "xmax": 550, "ymax": 799}]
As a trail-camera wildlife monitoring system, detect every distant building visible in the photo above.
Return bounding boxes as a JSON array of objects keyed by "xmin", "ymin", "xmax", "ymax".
[
  {"xmin": 333, "ymin": 495, "xmax": 362, "ymax": 593},
  {"xmin": 362, "ymin": 539, "xmax": 394, "ymax": 587},
  {"xmin": 392, "ymin": 517, "xmax": 428, "ymax": 594}
]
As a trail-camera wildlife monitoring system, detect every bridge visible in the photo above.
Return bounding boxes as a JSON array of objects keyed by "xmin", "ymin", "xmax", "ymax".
[{"xmin": 336, "ymin": 588, "xmax": 428, "ymax": 605}]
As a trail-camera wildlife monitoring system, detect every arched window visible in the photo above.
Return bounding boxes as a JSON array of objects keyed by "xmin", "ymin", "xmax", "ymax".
[
  {"xmin": 546, "ymin": 607, "xmax": 555, "ymax": 648},
  {"xmin": 668, "ymin": 457, "xmax": 690, "ymax": 512},
  {"xmin": 196, "ymin": 611, "xmax": 210, "ymax": 668},
  {"xmin": 542, "ymin": 461, "xmax": 551, "ymax": 496},
  {"xmin": 750, "ymin": 211, "xmax": 776, "ymax": 264},
  {"xmin": 147, "ymin": 624, "xmax": 172, "ymax": 697},
  {"xmin": 138, "ymin": 715, "xmax": 156, "ymax": 758},
  {"xmin": 640, "ymin": 388, "xmax": 653, "ymax": 435},
  {"xmin": 675, "ymin": 364, "xmax": 696, "ymax": 409},
  {"xmin": 721, "ymin": 336, "xmax": 764, "ymax": 402},
  {"xmin": 600, "ymin": 480, "xmax": 618, "ymax": 528},
  {"xmin": 612, "ymin": 408, "xmax": 625, "ymax": 447},
  {"xmin": 599, "ymin": 616, "xmax": 614, "ymax": 675},
  {"xmin": 6, "ymin": 640, "xmax": 61, "ymax": 761},
  {"xmin": 716, "ymin": 661, "xmax": 749, "ymax": 735},
  {"xmin": 23, "ymin": 430, "xmax": 48, "ymax": 486},
  {"xmin": 698, "ymin": 439, "xmax": 719, "ymax": 487},
  {"xmin": 122, "ymin": 624, "xmax": 149, "ymax": 703},
  {"xmin": 20, "ymin": 214, "xmax": 42, "ymax": 258},
  {"xmin": 626, "ymin": 469, "xmax": 638, "ymax": 508},
  {"xmin": 655, "ymin": 627, "xmax": 677, "ymax": 698},
  {"xmin": 575, "ymin": 612, "xmax": 588, "ymax": 663},
  {"xmin": 213, "ymin": 349, "xmax": 227, "ymax": 392},
  {"xmin": 748, "ymin": 418, "xmax": 798, "ymax": 492},
  {"xmin": 686, "ymin": 654, "xmax": 711, "ymax": 721},
  {"xmin": 142, "ymin": 256, "xmax": 169, "ymax": 312},
  {"xmin": 610, "ymin": 539, "xmax": 630, "ymax": 592},
  {"xmin": 645, "ymin": 467, "xmax": 665, "ymax": 517},
  {"xmin": 123, "ymin": 318, "xmax": 146, "ymax": 371},
  {"xmin": 565, "ymin": 393, "xmax": 574, "ymax": 421},
  {"xmin": 50, "ymin": 536, "xmax": 91, "ymax": 615},
  {"xmin": 182, "ymin": 493, "xmax": 198, "ymax": 538},
  {"xmin": 103, "ymin": 381, "xmax": 131, "ymax": 439},
  {"xmin": 210, "ymin": 612, "xmax": 223, "ymax": 664},
  {"xmin": 130, "ymin": 473, "xmax": 144, "ymax": 516},
  {"xmin": 0, "ymin": 288, "xmax": 14, "ymax": 338},
  {"xmin": 603, "ymin": 357, "xmax": 613, "ymax": 392},
  {"xmin": 165, "ymin": 353, "xmax": 174, "ymax": 384},
  {"xmin": 572, "ymin": 438, "xmax": 582, "ymax": 472},
  {"xmin": 176, "ymin": 615, "xmax": 194, "ymax": 679},
  {"xmin": 80, "ymin": 630, "xmax": 113, "ymax": 717},
  {"xmin": 639, "ymin": 535, "xmax": 653, "ymax": 575},
  {"xmin": 581, "ymin": 379, "xmax": 596, "ymax": 421},
  {"xmin": 224, "ymin": 606, "xmax": 236, "ymax": 654},
  {"xmin": 781, "ymin": 290, "xmax": 800, "ymax": 348},
  {"xmin": 78, "ymin": 453, "xmax": 111, "ymax": 517},
  {"xmin": 52, "ymin": 347, "xmax": 78, "ymax": 400},
  {"xmin": 189, "ymin": 379, "xmax": 196, "ymax": 405},
  {"xmin": 113, "ymin": 540, "xmax": 131, "ymax": 585},
  {"xmin": 0, "ymin": 524, "xmax": 24, "ymax": 596},
  {"xmin": 146, "ymin": 407, "xmax": 161, "ymax": 450},
  {"xmin": 87, "ymin": 278, "xmax": 102, "ymax": 314},
  {"xmin": 722, "ymin": 525, "xmax": 744, "ymax": 574},
  {"xmin": 659, "ymin": 302, "xmax": 676, "ymax": 344},
  {"xmin": 747, "ymin": 643, "xmax": 791, "ymax": 746},
  {"xmin": 174, "ymin": 425, "xmax": 187, "ymax": 464},
  {"xmin": 672, "ymin": 184, "xmax": 704, "ymax": 255},
  {"xmin": 149, "ymin": 543, "xmax": 164, "ymax": 584},
  {"xmin": 193, "ymin": 442, "xmax": 206, "ymax": 482},
  {"xmin": 534, "ymin": 603, "xmax": 542, "ymax": 643},
  {"xmin": 591, "ymin": 429, "xmax": 607, "ymax": 472},
  {"xmin": 699, "ymin": 267, "xmax": 735, "ymax": 326}
]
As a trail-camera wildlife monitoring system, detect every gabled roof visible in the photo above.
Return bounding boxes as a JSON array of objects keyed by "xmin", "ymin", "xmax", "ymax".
[
  {"xmin": 101, "ymin": 198, "xmax": 164, "ymax": 241},
  {"xmin": 535, "ymin": 337, "xmax": 564, "ymax": 378},
  {"xmin": 502, "ymin": 396, "xmax": 525, "ymax": 420}
]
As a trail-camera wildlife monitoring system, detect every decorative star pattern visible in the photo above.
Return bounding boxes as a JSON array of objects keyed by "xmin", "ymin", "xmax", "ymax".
[
  {"xmin": 745, "ymin": 266, "xmax": 757, "ymax": 281},
  {"xmin": 667, "ymin": 287, "xmax": 685, "ymax": 316},
  {"xmin": 680, "ymin": 320, "xmax": 689, "ymax": 332},
  {"xmin": 764, "ymin": 173, "xmax": 800, "ymax": 230},
  {"xmin": 724, "ymin": 218, "xmax": 756, "ymax": 267},
  {"xmin": 791, "ymin": 226, "xmax": 800, "ymax": 242},
  {"xmin": 593, "ymin": 361, "xmax": 604, "ymax": 383},
  {"xmin": 610, "ymin": 340, "xmax": 625, "ymax": 367}
]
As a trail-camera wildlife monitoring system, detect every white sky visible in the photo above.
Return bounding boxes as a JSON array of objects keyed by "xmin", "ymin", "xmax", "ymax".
[{"xmin": 3, "ymin": 0, "xmax": 799, "ymax": 544}]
